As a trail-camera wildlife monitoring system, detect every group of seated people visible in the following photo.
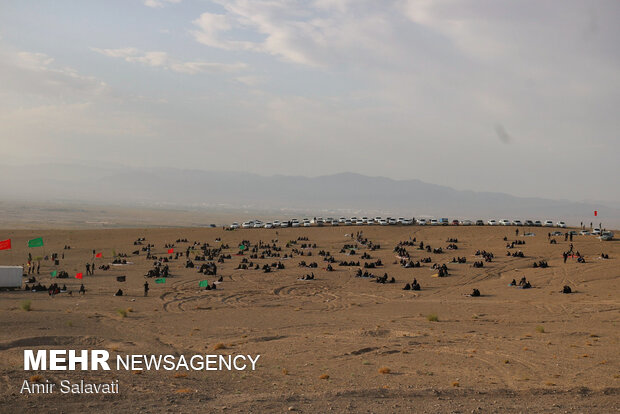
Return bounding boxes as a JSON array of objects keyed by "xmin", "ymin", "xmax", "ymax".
[
  {"xmin": 475, "ymin": 250, "xmax": 494, "ymax": 262},
  {"xmin": 401, "ymin": 259, "xmax": 421, "ymax": 268},
  {"xmin": 363, "ymin": 260, "xmax": 383, "ymax": 269},
  {"xmin": 533, "ymin": 260, "xmax": 548, "ymax": 268},
  {"xmin": 431, "ymin": 263, "xmax": 449, "ymax": 277},
  {"xmin": 402, "ymin": 278, "xmax": 421, "ymax": 291},
  {"xmin": 451, "ymin": 257, "xmax": 467, "ymax": 263},
  {"xmin": 510, "ymin": 277, "xmax": 532, "ymax": 289},
  {"xmin": 506, "ymin": 240, "xmax": 525, "ymax": 249},
  {"xmin": 375, "ymin": 273, "xmax": 395, "ymax": 284},
  {"xmin": 355, "ymin": 269, "xmax": 375, "ymax": 278}
]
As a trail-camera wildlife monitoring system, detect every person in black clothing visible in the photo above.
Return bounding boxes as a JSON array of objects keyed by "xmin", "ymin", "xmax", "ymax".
[{"xmin": 144, "ymin": 281, "xmax": 149, "ymax": 297}]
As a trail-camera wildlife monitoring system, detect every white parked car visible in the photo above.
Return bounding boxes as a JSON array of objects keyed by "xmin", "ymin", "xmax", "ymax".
[
  {"xmin": 543, "ymin": 220, "xmax": 554, "ymax": 227},
  {"xmin": 272, "ymin": 220, "xmax": 281, "ymax": 227},
  {"xmin": 344, "ymin": 219, "xmax": 352, "ymax": 226},
  {"xmin": 579, "ymin": 230, "xmax": 589, "ymax": 235},
  {"xmin": 302, "ymin": 219, "xmax": 311, "ymax": 227},
  {"xmin": 378, "ymin": 219, "xmax": 388, "ymax": 226},
  {"xmin": 374, "ymin": 217, "xmax": 382, "ymax": 223},
  {"xmin": 264, "ymin": 222, "xmax": 273, "ymax": 229},
  {"xmin": 460, "ymin": 219, "xmax": 473, "ymax": 226},
  {"xmin": 291, "ymin": 219, "xmax": 300, "ymax": 227},
  {"xmin": 534, "ymin": 220, "xmax": 542, "ymax": 226},
  {"xmin": 487, "ymin": 219, "xmax": 498, "ymax": 226},
  {"xmin": 499, "ymin": 219, "xmax": 511, "ymax": 225},
  {"xmin": 388, "ymin": 218, "xmax": 397, "ymax": 225},
  {"xmin": 253, "ymin": 221, "xmax": 263, "ymax": 228},
  {"xmin": 230, "ymin": 222, "xmax": 240, "ymax": 229},
  {"xmin": 417, "ymin": 218, "xmax": 427, "ymax": 225},
  {"xmin": 339, "ymin": 217, "xmax": 347, "ymax": 223},
  {"xmin": 592, "ymin": 228, "xmax": 601, "ymax": 235},
  {"xmin": 430, "ymin": 219, "xmax": 439, "ymax": 225},
  {"xmin": 556, "ymin": 221, "xmax": 567, "ymax": 228},
  {"xmin": 402, "ymin": 218, "xmax": 414, "ymax": 225},
  {"xmin": 242, "ymin": 221, "xmax": 253, "ymax": 229},
  {"xmin": 512, "ymin": 220, "xmax": 523, "ymax": 226},
  {"xmin": 280, "ymin": 221, "xmax": 289, "ymax": 228}
]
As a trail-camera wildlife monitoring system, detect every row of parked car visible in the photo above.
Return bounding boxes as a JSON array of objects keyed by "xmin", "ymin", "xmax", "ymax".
[{"xmin": 228, "ymin": 217, "xmax": 570, "ymax": 229}]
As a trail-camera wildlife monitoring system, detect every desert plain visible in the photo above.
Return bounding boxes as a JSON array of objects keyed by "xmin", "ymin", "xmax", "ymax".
[{"xmin": 0, "ymin": 223, "xmax": 618, "ymax": 413}]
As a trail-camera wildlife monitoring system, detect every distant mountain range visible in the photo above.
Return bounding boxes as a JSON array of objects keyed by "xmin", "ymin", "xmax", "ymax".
[{"xmin": 0, "ymin": 163, "xmax": 617, "ymax": 227}]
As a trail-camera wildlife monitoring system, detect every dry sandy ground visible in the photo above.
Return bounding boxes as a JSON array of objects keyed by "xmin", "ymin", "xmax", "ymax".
[{"xmin": 0, "ymin": 225, "xmax": 618, "ymax": 413}]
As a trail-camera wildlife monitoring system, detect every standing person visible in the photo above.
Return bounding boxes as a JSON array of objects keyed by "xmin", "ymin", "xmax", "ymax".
[
  {"xmin": 515, "ymin": 228, "xmax": 519, "ymax": 237},
  {"xmin": 144, "ymin": 281, "xmax": 149, "ymax": 297},
  {"xmin": 37, "ymin": 262, "xmax": 40, "ymax": 274},
  {"xmin": 563, "ymin": 252, "xmax": 568, "ymax": 263},
  {"xmin": 570, "ymin": 233, "xmax": 573, "ymax": 241},
  {"xmin": 79, "ymin": 284, "xmax": 86, "ymax": 295},
  {"xmin": 91, "ymin": 262, "xmax": 95, "ymax": 275},
  {"xmin": 86, "ymin": 263, "xmax": 91, "ymax": 276}
]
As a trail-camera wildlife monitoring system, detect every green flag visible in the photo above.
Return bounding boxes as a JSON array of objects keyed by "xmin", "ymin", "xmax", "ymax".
[
  {"xmin": 239, "ymin": 244, "xmax": 247, "ymax": 251},
  {"xmin": 199, "ymin": 280, "xmax": 209, "ymax": 287},
  {"xmin": 50, "ymin": 270, "xmax": 57, "ymax": 277},
  {"xmin": 155, "ymin": 278, "xmax": 166, "ymax": 284},
  {"xmin": 27, "ymin": 237, "xmax": 44, "ymax": 247}
]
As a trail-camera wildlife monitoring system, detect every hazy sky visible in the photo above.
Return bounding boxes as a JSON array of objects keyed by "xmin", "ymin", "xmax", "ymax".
[{"xmin": 1, "ymin": 1, "xmax": 618, "ymax": 203}]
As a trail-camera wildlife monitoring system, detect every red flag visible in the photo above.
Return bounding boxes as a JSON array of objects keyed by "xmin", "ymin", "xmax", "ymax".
[
  {"xmin": 75, "ymin": 272, "xmax": 83, "ymax": 279},
  {"xmin": 594, "ymin": 210, "xmax": 598, "ymax": 216},
  {"xmin": 168, "ymin": 248, "xmax": 174, "ymax": 254},
  {"xmin": 95, "ymin": 252, "xmax": 102, "ymax": 258},
  {"xmin": 0, "ymin": 239, "xmax": 11, "ymax": 250}
]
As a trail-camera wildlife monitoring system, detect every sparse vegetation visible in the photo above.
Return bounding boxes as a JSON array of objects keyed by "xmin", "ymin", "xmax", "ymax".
[
  {"xmin": 536, "ymin": 325, "xmax": 545, "ymax": 333},
  {"xmin": 427, "ymin": 313, "xmax": 439, "ymax": 322},
  {"xmin": 174, "ymin": 388, "xmax": 192, "ymax": 394},
  {"xmin": 319, "ymin": 374, "xmax": 330, "ymax": 380},
  {"xmin": 20, "ymin": 300, "xmax": 32, "ymax": 312},
  {"xmin": 451, "ymin": 381, "xmax": 460, "ymax": 387},
  {"xmin": 213, "ymin": 342, "xmax": 226, "ymax": 351},
  {"xmin": 282, "ymin": 368, "xmax": 289, "ymax": 375},
  {"xmin": 174, "ymin": 373, "xmax": 187, "ymax": 378},
  {"xmin": 378, "ymin": 367, "xmax": 391, "ymax": 374},
  {"xmin": 29, "ymin": 375, "xmax": 43, "ymax": 383},
  {"xmin": 116, "ymin": 309, "xmax": 128, "ymax": 318}
]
